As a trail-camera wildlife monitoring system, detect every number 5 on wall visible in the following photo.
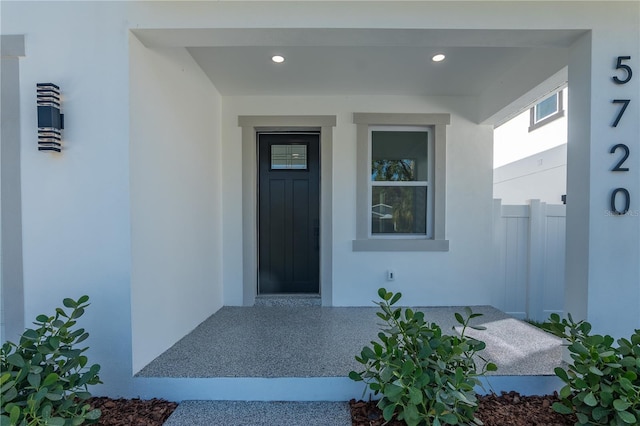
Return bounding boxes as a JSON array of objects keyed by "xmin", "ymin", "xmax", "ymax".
[{"xmin": 612, "ymin": 56, "xmax": 632, "ymax": 84}]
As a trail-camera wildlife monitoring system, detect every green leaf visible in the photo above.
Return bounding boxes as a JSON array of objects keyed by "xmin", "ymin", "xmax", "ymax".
[
  {"xmin": 377, "ymin": 288, "xmax": 387, "ymax": 299},
  {"xmin": 588, "ymin": 366, "xmax": 604, "ymax": 376},
  {"xmin": 552, "ymin": 402, "xmax": 573, "ymax": 415},
  {"xmin": 617, "ymin": 411, "xmax": 637, "ymax": 424},
  {"xmin": 361, "ymin": 346, "xmax": 375, "ymax": 360},
  {"xmin": 348, "ymin": 371, "xmax": 362, "ymax": 381},
  {"xmin": 27, "ymin": 373, "xmax": 41, "ymax": 388},
  {"xmin": 568, "ymin": 342, "xmax": 589, "ymax": 356},
  {"xmin": 385, "ymin": 384, "xmax": 403, "ymax": 400},
  {"xmin": 575, "ymin": 412, "xmax": 588, "ymax": 424},
  {"xmin": 407, "ymin": 405, "xmax": 423, "ymax": 426},
  {"xmin": 389, "ymin": 292, "xmax": 402, "ymax": 305},
  {"xmin": 592, "ymin": 406, "xmax": 610, "ymax": 421},
  {"xmin": 41, "ymin": 404, "xmax": 52, "ymax": 419},
  {"xmin": 455, "ymin": 312, "xmax": 464, "ymax": 325},
  {"xmin": 49, "ymin": 337, "xmax": 60, "ymax": 349},
  {"xmin": 382, "ymin": 403, "xmax": 396, "ymax": 421},
  {"xmin": 6, "ymin": 353, "xmax": 24, "ymax": 367},
  {"xmin": 78, "ymin": 295, "xmax": 90, "ymax": 305},
  {"xmin": 45, "ymin": 393, "xmax": 63, "ymax": 401},
  {"xmin": 85, "ymin": 409, "xmax": 101, "ymax": 420},
  {"xmin": 380, "ymin": 366, "xmax": 394, "ymax": 383},
  {"xmin": 619, "ymin": 377, "xmax": 634, "ymax": 392},
  {"xmin": 601, "ymin": 391, "xmax": 614, "ymax": 407},
  {"xmin": 71, "ymin": 307, "xmax": 85, "ymax": 319},
  {"xmin": 408, "ymin": 387, "xmax": 423, "ymax": 405},
  {"xmin": 486, "ymin": 362, "xmax": 498, "ymax": 372},
  {"xmin": 2, "ymin": 386, "xmax": 17, "ymax": 402},
  {"xmin": 614, "ymin": 399, "xmax": 631, "ymax": 411},
  {"xmin": 401, "ymin": 360, "xmax": 415, "ymax": 375},
  {"xmin": 42, "ymin": 373, "xmax": 59, "ymax": 388},
  {"xmin": 440, "ymin": 413, "xmax": 459, "ymax": 424},
  {"xmin": 9, "ymin": 405, "xmax": 20, "ymax": 424},
  {"xmin": 35, "ymin": 314, "xmax": 49, "ymax": 323},
  {"xmin": 76, "ymin": 333, "xmax": 90, "ymax": 344},
  {"xmin": 47, "ymin": 418, "xmax": 65, "ymax": 426},
  {"xmin": 0, "ymin": 379, "xmax": 15, "ymax": 394},
  {"xmin": 558, "ymin": 384, "xmax": 571, "ymax": 399},
  {"xmin": 583, "ymin": 392, "xmax": 598, "ymax": 407},
  {"xmin": 63, "ymin": 298, "xmax": 77, "ymax": 308},
  {"xmin": 554, "ymin": 367, "xmax": 569, "ymax": 382}
]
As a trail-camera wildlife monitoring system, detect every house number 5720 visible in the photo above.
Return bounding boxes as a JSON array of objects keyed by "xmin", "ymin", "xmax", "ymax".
[{"xmin": 609, "ymin": 55, "xmax": 632, "ymax": 215}]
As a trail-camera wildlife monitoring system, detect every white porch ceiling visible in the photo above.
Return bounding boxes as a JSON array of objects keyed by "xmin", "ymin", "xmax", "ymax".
[{"xmin": 134, "ymin": 28, "xmax": 584, "ymax": 98}]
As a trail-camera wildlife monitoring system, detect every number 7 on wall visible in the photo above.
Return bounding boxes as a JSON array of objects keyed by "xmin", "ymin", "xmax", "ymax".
[{"xmin": 611, "ymin": 99, "xmax": 630, "ymax": 127}]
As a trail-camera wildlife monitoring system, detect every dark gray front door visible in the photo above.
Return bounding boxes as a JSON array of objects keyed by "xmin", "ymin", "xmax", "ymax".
[{"xmin": 258, "ymin": 133, "xmax": 320, "ymax": 294}]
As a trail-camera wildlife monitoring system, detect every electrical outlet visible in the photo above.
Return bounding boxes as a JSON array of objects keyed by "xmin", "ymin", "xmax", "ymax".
[{"xmin": 387, "ymin": 269, "xmax": 395, "ymax": 281}]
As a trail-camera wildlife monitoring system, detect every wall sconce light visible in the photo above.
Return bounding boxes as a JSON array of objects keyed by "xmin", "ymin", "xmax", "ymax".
[{"xmin": 37, "ymin": 83, "xmax": 64, "ymax": 152}]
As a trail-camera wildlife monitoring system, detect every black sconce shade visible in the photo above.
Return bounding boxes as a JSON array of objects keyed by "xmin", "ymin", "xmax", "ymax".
[{"xmin": 37, "ymin": 83, "xmax": 64, "ymax": 152}]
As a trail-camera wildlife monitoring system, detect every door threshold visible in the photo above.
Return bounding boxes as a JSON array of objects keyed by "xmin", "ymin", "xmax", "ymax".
[{"xmin": 254, "ymin": 294, "xmax": 321, "ymax": 307}]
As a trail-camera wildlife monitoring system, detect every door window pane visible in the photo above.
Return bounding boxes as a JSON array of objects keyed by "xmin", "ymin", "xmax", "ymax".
[
  {"xmin": 371, "ymin": 186, "xmax": 427, "ymax": 234},
  {"xmin": 271, "ymin": 145, "xmax": 307, "ymax": 169}
]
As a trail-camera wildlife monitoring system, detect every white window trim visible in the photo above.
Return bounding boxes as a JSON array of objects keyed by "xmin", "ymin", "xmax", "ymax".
[
  {"xmin": 352, "ymin": 113, "xmax": 450, "ymax": 252},
  {"xmin": 368, "ymin": 125, "xmax": 433, "ymax": 239},
  {"xmin": 528, "ymin": 91, "xmax": 564, "ymax": 132}
]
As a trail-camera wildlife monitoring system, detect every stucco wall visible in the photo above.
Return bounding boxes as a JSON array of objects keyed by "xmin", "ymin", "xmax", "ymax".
[
  {"xmin": 494, "ymin": 88, "xmax": 568, "ymax": 168},
  {"xmin": 2, "ymin": 0, "xmax": 639, "ymax": 400},
  {"xmin": 222, "ymin": 95, "xmax": 496, "ymax": 307},
  {"xmin": 494, "ymin": 145, "xmax": 567, "ymax": 204},
  {"xmin": 129, "ymin": 36, "xmax": 224, "ymax": 373},
  {"xmin": 2, "ymin": 2, "xmax": 134, "ymax": 394}
]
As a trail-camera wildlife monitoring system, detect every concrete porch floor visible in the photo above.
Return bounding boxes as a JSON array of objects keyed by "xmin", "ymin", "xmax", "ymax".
[{"xmin": 134, "ymin": 305, "xmax": 565, "ymax": 401}]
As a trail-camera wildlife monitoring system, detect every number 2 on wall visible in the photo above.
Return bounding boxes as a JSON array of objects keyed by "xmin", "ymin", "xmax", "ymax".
[{"xmin": 610, "ymin": 143, "xmax": 630, "ymax": 172}]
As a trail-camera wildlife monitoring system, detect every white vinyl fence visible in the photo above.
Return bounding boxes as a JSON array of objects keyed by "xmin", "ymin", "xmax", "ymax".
[{"xmin": 493, "ymin": 199, "xmax": 566, "ymax": 322}]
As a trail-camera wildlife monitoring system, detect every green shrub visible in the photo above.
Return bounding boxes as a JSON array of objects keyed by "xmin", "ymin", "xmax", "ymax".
[
  {"xmin": 1, "ymin": 296, "xmax": 102, "ymax": 426},
  {"xmin": 543, "ymin": 313, "xmax": 640, "ymax": 425},
  {"xmin": 349, "ymin": 288, "xmax": 497, "ymax": 426}
]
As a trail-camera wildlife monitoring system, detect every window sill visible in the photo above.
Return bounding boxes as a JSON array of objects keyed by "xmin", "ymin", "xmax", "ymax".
[{"xmin": 352, "ymin": 239, "xmax": 449, "ymax": 252}]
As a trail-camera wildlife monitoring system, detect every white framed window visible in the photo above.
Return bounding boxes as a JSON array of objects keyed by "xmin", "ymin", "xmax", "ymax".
[
  {"xmin": 369, "ymin": 126, "xmax": 433, "ymax": 238},
  {"xmin": 529, "ymin": 91, "xmax": 564, "ymax": 131},
  {"xmin": 353, "ymin": 113, "xmax": 450, "ymax": 252}
]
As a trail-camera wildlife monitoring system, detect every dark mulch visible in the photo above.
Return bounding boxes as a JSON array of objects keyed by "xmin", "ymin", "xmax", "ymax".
[
  {"xmin": 350, "ymin": 391, "xmax": 577, "ymax": 426},
  {"xmin": 88, "ymin": 397, "xmax": 177, "ymax": 426},
  {"xmin": 89, "ymin": 391, "xmax": 577, "ymax": 425}
]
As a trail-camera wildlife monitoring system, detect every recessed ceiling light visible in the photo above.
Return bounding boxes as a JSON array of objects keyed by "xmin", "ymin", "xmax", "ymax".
[
  {"xmin": 432, "ymin": 53, "xmax": 446, "ymax": 62},
  {"xmin": 271, "ymin": 55, "xmax": 285, "ymax": 64}
]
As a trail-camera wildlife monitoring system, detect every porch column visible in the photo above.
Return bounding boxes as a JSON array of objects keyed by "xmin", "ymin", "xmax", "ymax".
[
  {"xmin": 1, "ymin": 35, "xmax": 25, "ymax": 343},
  {"xmin": 565, "ymin": 29, "xmax": 640, "ymax": 337}
]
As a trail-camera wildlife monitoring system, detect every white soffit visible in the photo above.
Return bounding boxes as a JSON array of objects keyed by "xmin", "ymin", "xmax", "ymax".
[{"xmin": 132, "ymin": 28, "xmax": 584, "ymax": 97}]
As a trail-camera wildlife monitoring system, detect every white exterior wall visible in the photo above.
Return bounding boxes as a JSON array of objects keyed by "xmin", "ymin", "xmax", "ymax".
[
  {"xmin": 2, "ymin": 0, "xmax": 639, "ymax": 399},
  {"xmin": 2, "ymin": 2, "xmax": 134, "ymax": 394},
  {"xmin": 129, "ymin": 37, "xmax": 224, "ymax": 373},
  {"xmin": 493, "ymin": 88, "xmax": 568, "ymax": 204},
  {"xmin": 494, "ymin": 88, "xmax": 568, "ymax": 168},
  {"xmin": 494, "ymin": 144, "xmax": 567, "ymax": 204},
  {"xmin": 222, "ymin": 96, "xmax": 495, "ymax": 307},
  {"xmin": 566, "ymin": 26, "xmax": 640, "ymax": 337}
]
